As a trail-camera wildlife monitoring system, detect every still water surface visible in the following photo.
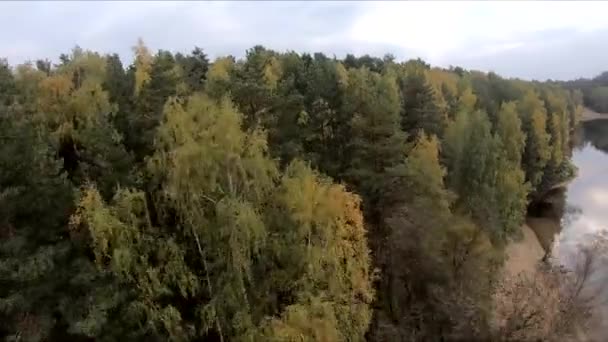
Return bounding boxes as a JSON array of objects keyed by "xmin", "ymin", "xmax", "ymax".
[{"xmin": 551, "ymin": 120, "xmax": 608, "ymax": 261}]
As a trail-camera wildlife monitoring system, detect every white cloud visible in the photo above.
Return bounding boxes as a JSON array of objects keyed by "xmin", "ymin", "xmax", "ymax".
[
  {"xmin": 349, "ymin": 1, "xmax": 608, "ymax": 65},
  {"xmin": 1, "ymin": 1, "xmax": 608, "ymax": 79}
]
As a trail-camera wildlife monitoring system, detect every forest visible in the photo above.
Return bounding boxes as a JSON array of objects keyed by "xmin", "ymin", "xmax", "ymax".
[
  {"xmin": 0, "ymin": 40, "xmax": 590, "ymax": 341},
  {"xmin": 562, "ymin": 71, "xmax": 608, "ymax": 113}
]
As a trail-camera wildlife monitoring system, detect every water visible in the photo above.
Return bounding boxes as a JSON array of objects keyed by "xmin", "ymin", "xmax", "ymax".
[{"xmin": 552, "ymin": 120, "xmax": 608, "ymax": 261}]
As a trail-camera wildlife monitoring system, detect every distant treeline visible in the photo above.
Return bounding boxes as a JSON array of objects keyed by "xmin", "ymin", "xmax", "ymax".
[
  {"xmin": 0, "ymin": 41, "xmax": 584, "ymax": 341},
  {"xmin": 561, "ymin": 71, "xmax": 608, "ymax": 112}
]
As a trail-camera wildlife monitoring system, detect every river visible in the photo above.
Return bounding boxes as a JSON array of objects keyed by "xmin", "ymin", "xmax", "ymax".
[{"xmin": 529, "ymin": 119, "xmax": 608, "ymax": 265}]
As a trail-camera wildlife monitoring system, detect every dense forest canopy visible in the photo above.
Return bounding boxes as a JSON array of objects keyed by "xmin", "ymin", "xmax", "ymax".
[
  {"xmin": 0, "ymin": 41, "xmax": 590, "ymax": 341},
  {"xmin": 561, "ymin": 71, "xmax": 608, "ymax": 113}
]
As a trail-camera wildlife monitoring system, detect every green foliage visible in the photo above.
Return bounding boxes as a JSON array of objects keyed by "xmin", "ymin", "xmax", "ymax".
[
  {"xmin": 399, "ymin": 68, "xmax": 445, "ymax": 138},
  {"xmin": 518, "ymin": 90, "xmax": 551, "ymax": 190},
  {"xmin": 261, "ymin": 161, "xmax": 373, "ymax": 341},
  {"xmin": 103, "ymin": 53, "xmax": 133, "ymax": 140},
  {"xmin": 373, "ymin": 133, "xmax": 499, "ymax": 340},
  {"xmin": 0, "ymin": 59, "xmax": 16, "ymax": 110},
  {"xmin": 384, "ymin": 133, "xmax": 452, "ymax": 212},
  {"xmin": 35, "ymin": 49, "xmax": 133, "ymax": 197},
  {"xmin": 205, "ymin": 56, "xmax": 235, "ymax": 100},
  {"xmin": 495, "ymin": 102, "xmax": 530, "ymax": 238},
  {"xmin": 0, "ymin": 108, "xmax": 89, "ymax": 341},
  {"xmin": 539, "ymin": 87, "xmax": 577, "ymax": 191},
  {"xmin": 70, "ymin": 94, "xmax": 372, "ymax": 341},
  {"xmin": 128, "ymin": 49, "xmax": 183, "ymax": 161},
  {"xmin": 344, "ymin": 68, "xmax": 407, "ymax": 208},
  {"xmin": 0, "ymin": 41, "xmax": 582, "ymax": 341},
  {"xmin": 175, "ymin": 47, "xmax": 209, "ymax": 93},
  {"xmin": 299, "ymin": 60, "xmax": 351, "ymax": 178},
  {"xmin": 444, "ymin": 110, "xmax": 528, "ymax": 242},
  {"xmin": 582, "ymin": 85, "xmax": 608, "ymax": 113},
  {"xmin": 496, "ymin": 102, "xmax": 525, "ymax": 165}
]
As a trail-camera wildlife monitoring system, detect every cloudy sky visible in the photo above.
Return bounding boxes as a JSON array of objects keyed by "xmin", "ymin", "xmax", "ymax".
[{"xmin": 1, "ymin": 1, "xmax": 608, "ymax": 80}]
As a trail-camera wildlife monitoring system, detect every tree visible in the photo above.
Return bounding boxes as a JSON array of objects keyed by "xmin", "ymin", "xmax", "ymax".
[
  {"xmin": 0, "ymin": 101, "xmax": 114, "ymax": 341},
  {"xmin": 496, "ymin": 102, "xmax": 525, "ymax": 166},
  {"xmin": 343, "ymin": 68, "xmax": 407, "ymax": 210},
  {"xmin": 13, "ymin": 63, "xmax": 47, "ymax": 117},
  {"xmin": 128, "ymin": 49, "xmax": 182, "ymax": 161},
  {"xmin": 495, "ymin": 102, "xmax": 530, "ymax": 239},
  {"xmin": 259, "ymin": 161, "xmax": 373, "ymax": 341},
  {"xmin": 257, "ymin": 52, "xmax": 308, "ymax": 164},
  {"xmin": 444, "ymin": 109, "xmax": 527, "ymax": 242},
  {"xmin": 35, "ymin": 48, "xmax": 133, "ymax": 197},
  {"xmin": 518, "ymin": 90, "xmax": 551, "ymax": 191},
  {"xmin": 299, "ymin": 60, "xmax": 350, "ymax": 179},
  {"xmin": 132, "ymin": 38, "xmax": 152, "ymax": 96},
  {"xmin": 458, "ymin": 84, "xmax": 477, "ymax": 113},
  {"xmin": 72, "ymin": 94, "xmax": 373, "ymax": 341},
  {"xmin": 205, "ymin": 56, "xmax": 235, "ymax": 100},
  {"xmin": 175, "ymin": 46, "xmax": 209, "ymax": 93},
  {"xmin": 103, "ymin": 53, "xmax": 133, "ymax": 141},
  {"xmin": 228, "ymin": 45, "xmax": 281, "ymax": 129},
  {"xmin": 540, "ymin": 88, "xmax": 576, "ymax": 190},
  {"xmin": 587, "ymin": 86, "xmax": 608, "ymax": 112},
  {"xmin": 0, "ymin": 59, "xmax": 16, "ymax": 110},
  {"xmin": 372, "ymin": 133, "xmax": 498, "ymax": 340},
  {"xmin": 0, "ymin": 43, "xmax": 585, "ymax": 342},
  {"xmin": 493, "ymin": 234, "xmax": 608, "ymax": 341},
  {"xmin": 399, "ymin": 68, "xmax": 445, "ymax": 138}
]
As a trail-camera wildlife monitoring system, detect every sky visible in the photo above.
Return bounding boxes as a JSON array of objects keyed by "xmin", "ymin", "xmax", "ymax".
[{"xmin": 1, "ymin": 1, "xmax": 608, "ymax": 81}]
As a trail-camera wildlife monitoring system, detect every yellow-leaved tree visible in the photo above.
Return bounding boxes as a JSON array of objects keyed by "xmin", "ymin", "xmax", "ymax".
[{"xmin": 71, "ymin": 94, "xmax": 373, "ymax": 341}]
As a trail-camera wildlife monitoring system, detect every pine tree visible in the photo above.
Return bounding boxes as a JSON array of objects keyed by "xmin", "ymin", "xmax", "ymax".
[
  {"xmin": 175, "ymin": 46, "xmax": 209, "ymax": 93},
  {"xmin": 103, "ymin": 53, "xmax": 132, "ymax": 140},
  {"xmin": 0, "ymin": 100, "xmax": 113, "ymax": 341},
  {"xmin": 300, "ymin": 60, "xmax": 350, "ymax": 179},
  {"xmin": 229, "ymin": 45, "xmax": 280, "ymax": 129},
  {"xmin": 400, "ymin": 69, "xmax": 445, "ymax": 138},
  {"xmin": 374, "ymin": 133, "xmax": 498, "ymax": 340},
  {"xmin": 129, "ymin": 49, "xmax": 182, "ymax": 161},
  {"xmin": 0, "ymin": 59, "xmax": 16, "ymax": 110},
  {"xmin": 344, "ymin": 68, "xmax": 407, "ymax": 209}
]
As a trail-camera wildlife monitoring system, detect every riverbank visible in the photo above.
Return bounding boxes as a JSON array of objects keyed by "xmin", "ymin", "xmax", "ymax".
[
  {"xmin": 504, "ymin": 189, "xmax": 568, "ymax": 276},
  {"xmin": 504, "ymin": 223, "xmax": 545, "ymax": 276},
  {"xmin": 581, "ymin": 107, "xmax": 608, "ymax": 122}
]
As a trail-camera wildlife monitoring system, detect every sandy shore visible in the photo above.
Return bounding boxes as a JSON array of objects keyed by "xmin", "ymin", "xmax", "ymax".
[
  {"xmin": 581, "ymin": 107, "xmax": 608, "ymax": 122},
  {"xmin": 504, "ymin": 224, "xmax": 546, "ymax": 277}
]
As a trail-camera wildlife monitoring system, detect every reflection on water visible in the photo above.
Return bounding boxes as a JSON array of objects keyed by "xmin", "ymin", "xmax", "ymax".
[{"xmin": 552, "ymin": 120, "xmax": 608, "ymax": 262}]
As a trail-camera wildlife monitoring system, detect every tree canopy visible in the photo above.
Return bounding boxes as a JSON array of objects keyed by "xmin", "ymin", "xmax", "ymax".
[{"xmin": 0, "ymin": 40, "xmax": 584, "ymax": 341}]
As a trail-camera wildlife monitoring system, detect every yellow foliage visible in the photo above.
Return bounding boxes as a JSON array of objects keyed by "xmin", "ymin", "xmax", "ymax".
[
  {"xmin": 426, "ymin": 68, "xmax": 458, "ymax": 95},
  {"xmin": 263, "ymin": 298, "xmax": 341, "ymax": 342},
  {"xmin": 458, "ymin": 86, "xmax": 477, "ymax": 112},
  {"xmin": 335, "ymin": 62, "xmax": 349, "ymax": 89},
  {"xmin": 205, "ymin": 57, "xmax": 235, "ymax": 98},
  {"xmin": 263, "ymin": 56, "xmax": 283, "ymax": 90},
  {"xmin": 274, "ymin": 161, "xmax": 373, "ymax": 341},
  {"xmin": 57, "ymin": 49, "xmax": 107, "ymax": 85},
  {"xmin": 425, "ymin": 68, "xmax": 458, "ymax": 113},
  {"xmin": 37, "ymin": 70, "xmax": 115, "ymax": 143},
  {"xmin": 132, "ymin": 38, "xmax": 153, "ymax": 96}
]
